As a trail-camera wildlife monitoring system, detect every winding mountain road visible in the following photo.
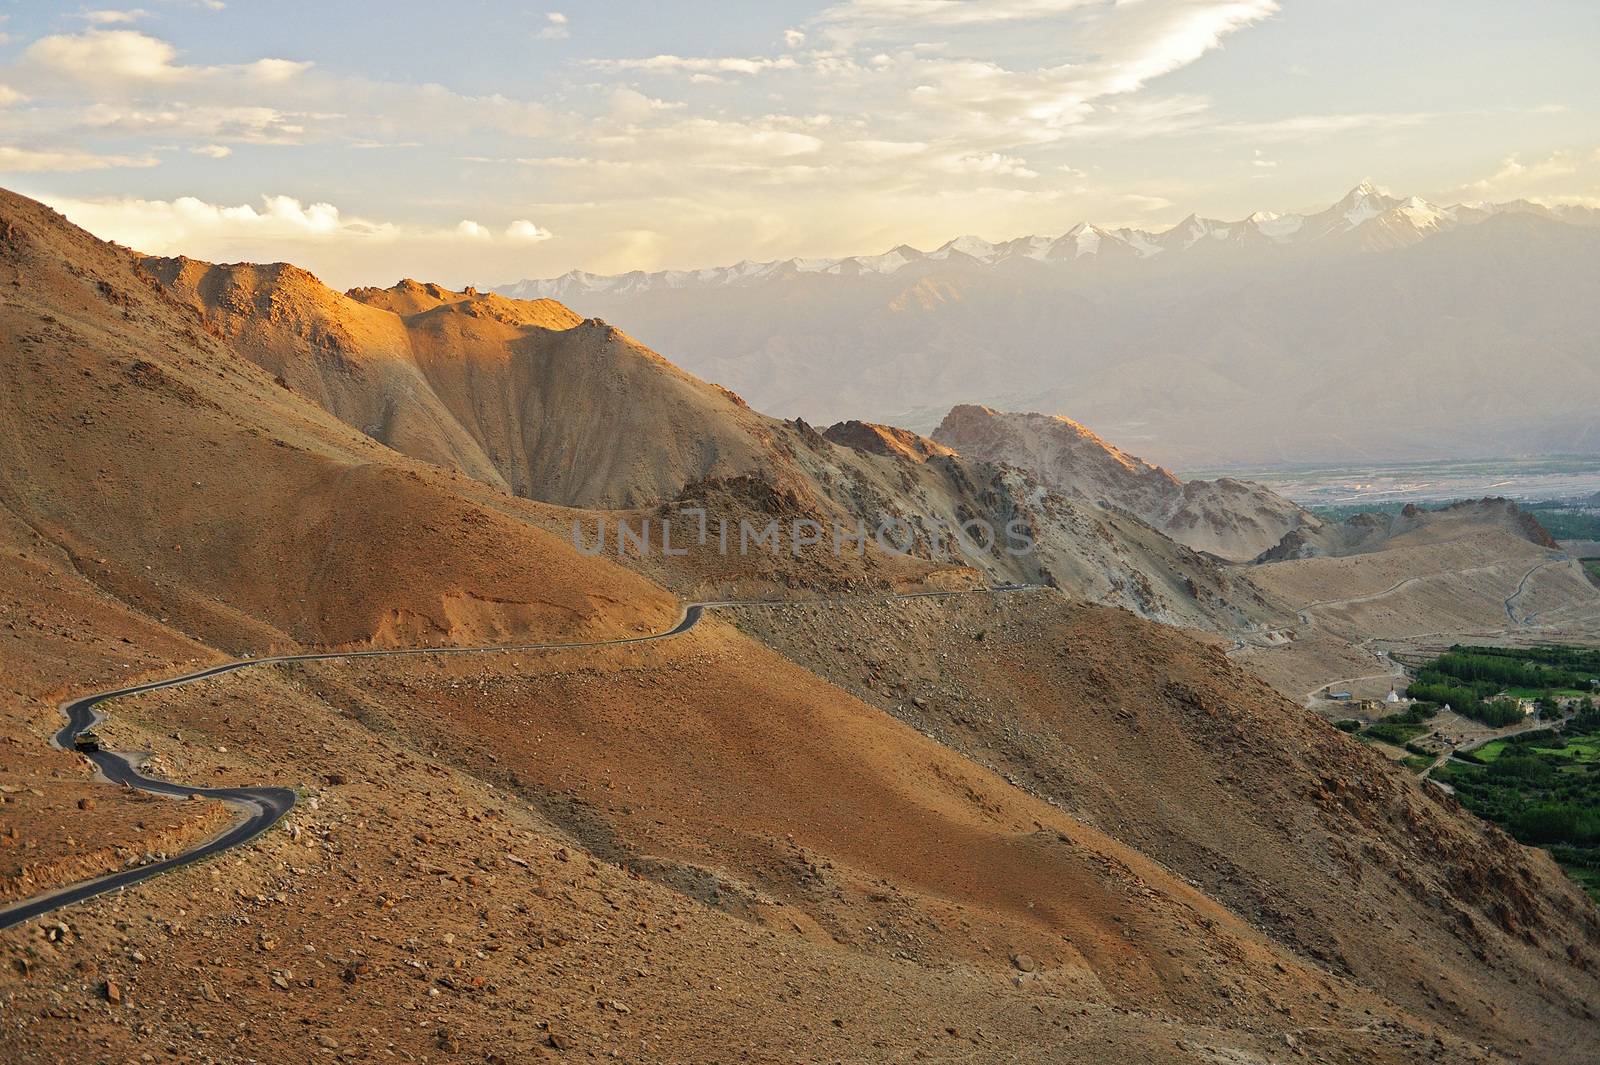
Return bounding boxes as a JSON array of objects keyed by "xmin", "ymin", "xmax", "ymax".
[{"xmin": 0, "ymin": 584, "xmax": 1035, "ymax": 931}]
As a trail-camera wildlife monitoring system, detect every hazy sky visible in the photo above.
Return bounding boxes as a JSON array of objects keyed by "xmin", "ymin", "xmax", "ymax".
[{"xmin": 2, "ymin": 1, "xmax": 1597, "ymax": 288}]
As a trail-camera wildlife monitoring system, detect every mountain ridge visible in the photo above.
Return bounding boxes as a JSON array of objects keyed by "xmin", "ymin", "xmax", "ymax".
[
  {"xmin": 499, "ymin": 183, "xmax": 1600, "ymax": 299},
  {"xmin": 932, "ymin": 404, "xmax": 1318, "ymax": 561},
  {"xmin": 491, "ymin": 192, "xmax": 1600, "ymax": 467}
]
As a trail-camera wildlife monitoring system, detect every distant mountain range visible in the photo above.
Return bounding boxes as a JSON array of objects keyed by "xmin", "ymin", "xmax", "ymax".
[
  {"xmin": 504, "ymin": 183, "xmax": 1596, "ymax": 297},
  {"xmin": 497, "ymin": 185, "xmax": 1600, "ymax": 468}
]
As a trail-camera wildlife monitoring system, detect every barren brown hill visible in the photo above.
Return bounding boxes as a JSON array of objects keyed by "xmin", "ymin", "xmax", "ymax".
[
  {"xmin": 1237, "ymin": 500, "xmax": 1600, "ymax": 702},
  {"xmin": 143, "ymin": 250, "xmax": 1283, "ymax": 629},
  {"xmin": 821, "ymin": 418, "xmax": 958, "ymax": 461},
  {"xmin": 735, "ymin": 592, "xmax": 1600, "ymax": 1062},
  {"xmin": 934, "ymin": 403, "xmax": 1319, "ymax": 561},
  {"xmin": 1259, "ymin": 496, "xmax": 1562, "ymax": 561},
  {"xmin": 3, "ymin": 186, "xmax": 1598, "ymax": 1062},
  {"xmin": 143, "ymin": 259, "xmax": 782, "ymax": 508}
]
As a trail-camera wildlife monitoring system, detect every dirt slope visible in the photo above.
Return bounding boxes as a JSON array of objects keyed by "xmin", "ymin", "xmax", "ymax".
[
  {"xmin": 734, "ymin": 592, "xmax": 1600, "ymax": 1063},
  {"xmin": 4, "ymin": 186, "xmax": 1597, "ymax": 1061},
  {"xmin": 144, "ymin": 249, "xmax": 1275, "ymax": 630},
  {"xmin": 1260, "ymin": 497, "xmax": 1561, "ymax": 561},
  {"xmin": 0, "ymin": 192, "xmax": 677, "ymax": 654}
]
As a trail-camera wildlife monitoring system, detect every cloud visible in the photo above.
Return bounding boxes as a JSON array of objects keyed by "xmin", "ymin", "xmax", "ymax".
[
  {"xmin": 73, "ymin": 101, "xmax": 314, "ymax": 143},
  {"xmin": 9, "ymin": 29, "xmax": 551, "ymax": 148},
  {"xmin": 534, "ymin": 11, "xmax": 569, "ymax": 40},
  {"xmin": 37, "ymin": 191, "xmax": 575, "ymax": 289},
  {"xmin": 189, "ymin": 143, "xmax": 231, "ymax": 158},
  {"xmin": 81, "ymin": 9, "xmax": 151, "ymax": 25},
  {"xmin": 592, "ymin": 55, "xmax": 799, "ymax": 76},
  {"xmin": 38, "ymin": 193, "xmax": 398, "ymax": 256},
  {"xmin": 25, "ymin": 29, "xmax": 184, "ymax": 84},
  {"xmin": 0, "ymin": 84, "xmax": 25, "ymax": 106},
  {"xmin": 945, "ymin": 152, "xmax": 1038, "ymax": 178},
  {"xmin": 23, "ymin": 30, "xmax": 312, "ymax": 88},
  {"xmin": 1117, "ymin": 193, "xmax": 1173, "ymax": 213},
  {"xmin": 608, "ymin": 87, "xmax": 679, "ymax": 123},
  {"xmin": 0, "ymin": 144, "xmax": 159, "ymax": 172},
  {"xmin": 1454, "ymin": 147, "xmax": 1600, "ymax": 205},
  {"xmin": 40, "ymin": 192, "xmax": 553, "ymax": 257},
  {"xmin": 505, "ymin": 219, "xmax": 553, "ymax": 242},
  {"xmin": 1209, "ymin": 111, "xmax": 1436, "ymax": 141}
]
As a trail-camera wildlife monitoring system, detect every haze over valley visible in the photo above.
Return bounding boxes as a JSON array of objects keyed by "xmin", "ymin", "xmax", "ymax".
[{"xmin": 501, "ymin": 183, "xmax": 1600, "ymax": 469}]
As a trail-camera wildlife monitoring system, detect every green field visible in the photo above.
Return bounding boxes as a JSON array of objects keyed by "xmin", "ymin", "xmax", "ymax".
[
  {"xmin": 1438, "ymin": 729, "xmax": 1600, "ymax": 903},
  {"xmin": 1362, "ymin": 720, "xmax": 1428, "ymax": 746},
  {"xmin": 1528, "ymin": 737, "xmax": 1600, "ymax": 763},
  {"xmin": 1471, "ymin": 739, "xmax": 1510, "ymax": 763},
  {"xmin": 1417, "ymin": 645, "xmax": 1600, "ymax": 902}
]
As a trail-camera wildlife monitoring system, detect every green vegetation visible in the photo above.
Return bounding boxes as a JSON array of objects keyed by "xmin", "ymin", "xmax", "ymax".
[
  {"xmin": 1406, "ymin": 645, "xmax": 1600, "ymax": 726},
  {"xmin": 1583, "ymin": 558, "xmax": 1600, "ymax": 586},
  {"xmin": 1438, "ymin": 730, "xmax": 1600, "ymax": 902},
  {"xmin": 1521, "ymin": 500, "xmax": 1600, "ymax": 541},
  {"xmin": 1365, "ymin": 720, "xmax": 1427, "ymax": 745},
  {"xmin": 1412, "ymin": 645, "xmax": 1600, "ymax": 899},
  {"xmin": 1400, "ymin": 754, "xmax": 1434, "ymax": 773},
  {"xmin": 1358, "ymin": 701, "xmax": 1439, "ymax": 747}
]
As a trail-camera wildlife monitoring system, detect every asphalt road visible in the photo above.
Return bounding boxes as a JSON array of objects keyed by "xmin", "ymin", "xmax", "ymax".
[{"xmin": 0, "ymin": 585, "xmax": 1035, "ymax": 931}]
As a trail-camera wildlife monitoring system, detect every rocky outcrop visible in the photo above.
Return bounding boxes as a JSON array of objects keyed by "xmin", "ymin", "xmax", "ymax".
[{"xmin": 933, "ymin": 404, "xmax": 1317, "ymax": 561}]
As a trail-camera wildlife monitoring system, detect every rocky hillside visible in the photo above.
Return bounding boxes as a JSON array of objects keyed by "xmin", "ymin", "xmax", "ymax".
[
  {"xmin": 141, "ymin": 261, "xmax": 784, "ymax": 509},
  {"xmin": 1259, "ymin": 497, "xmax": 1560, "ymax": 561},
  {"xmin": 12, "ymin": 184, "xmax": 1600, "ymax": 1061},
  {"xmin": 134, "ymin": 242, "xmax": 1284, "ymax": 631},
  {"xmin": 933, "ymin": 404, "xmax": 1317, "ymax": 561}
]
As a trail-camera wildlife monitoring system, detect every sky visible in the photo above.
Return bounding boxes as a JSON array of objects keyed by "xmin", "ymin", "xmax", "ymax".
[{"xmin": 1, "ymin": 0, "xmax": 1597, "ymax": 289}]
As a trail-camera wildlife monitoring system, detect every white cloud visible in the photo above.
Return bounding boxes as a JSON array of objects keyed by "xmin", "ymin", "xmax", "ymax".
[
  {"xmin": 1117, "ymin": 193, "xmax": 1173, "ymax": 213},
  {"xmin": 535, "ymin": 11, "xmax": 569, "ymax": 40},
  {"xmin": 23, "ymin": 30, "xmax": 312, "ymax": 88},
  {"xmin": 1210, "ymin": 111, "xmax": 1436, "ymax": 142},
  {"xmin": 74, "ymin": 101, "xmax": 312, "ymax": 143},
  {"xmin": 39, "ymin": 193, "xmax": 393, "ymax": 255},
  {"xmin": 0, "ymin": 84, "xmax": 25, "ymax": 106},
  {"xmin": 592, "ymin": 55, "xmax": 798, "ymax": 76},
  {"xmin": 505, "ymin": 219, "xmax": 553, "ymax": 242},
  {"xmin": 26, "ymin": 29, "xmax": 184, "ymax": 84},
  {"xmin": 784, "ymin": 29, "xmax": 806, "ymax": 48},
  {"xmin": 81, "ymin": 9, "xmax": 151, "ymax": 25},
  {"xmin": 946, "ymin": 152, "xmax": 1038, "ymax": 178},
  {"xmin": 1454, "ymin": 147, "xmax": 1599, "ymax": 205},
  {"xmin": 588, "ymin": 118, "xmax": 825, "ymax": 162},
  {"xmin": 190, "ymin": 143, "xmax": 231, "ymax": 158},
  {"xmin": 37, "ymin": 192, "xmax": 577, "ymax": 289},
  {"xmin": 10, "ymin": 29, "xmax": 550, "ymax": 148},
  {"xmin": 0, "ymin": 144, "xmax": 158, "ymax": 172},
  {"xmin": 608, "ymin": 87, "xmax": 679, "ymax": 123}
]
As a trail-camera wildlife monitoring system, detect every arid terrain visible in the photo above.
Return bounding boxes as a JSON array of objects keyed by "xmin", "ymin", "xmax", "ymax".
[{"xmin": 3, "ymin": 185, "xmax": 1600, "ymax": 1064}]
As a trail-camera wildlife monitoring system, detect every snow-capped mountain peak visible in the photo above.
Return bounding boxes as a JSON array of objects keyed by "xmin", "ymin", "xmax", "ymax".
[{"xmin": 496, "ymin": 185, "xmax": 1594, "ymax": 300}]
